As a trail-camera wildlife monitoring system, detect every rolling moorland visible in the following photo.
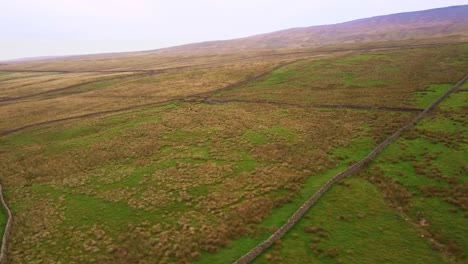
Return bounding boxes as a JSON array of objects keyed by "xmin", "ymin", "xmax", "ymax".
[{"xmin": 0, "ymin": 5, "xmax": 467, "ymax": 264}]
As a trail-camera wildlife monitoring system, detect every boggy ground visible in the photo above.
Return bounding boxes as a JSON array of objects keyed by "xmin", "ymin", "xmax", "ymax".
[
  {"xmin": 0, "ymin": 42, "xmax": 466, "ymax": 263},
  {"xmin": 0, "ymin": 61, "xmax": 284, "ymax": 133},
  {"xmin": 0, "ymin": 100, "xmax": 417, "ymax": 263}
]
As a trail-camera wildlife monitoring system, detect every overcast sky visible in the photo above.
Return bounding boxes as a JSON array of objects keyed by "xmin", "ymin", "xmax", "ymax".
[{"xmin": 1, "ymin": 0, "xmax": 467, "ymax": 61}]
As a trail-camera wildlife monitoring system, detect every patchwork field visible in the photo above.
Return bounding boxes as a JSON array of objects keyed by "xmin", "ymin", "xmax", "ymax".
[{"xmin": 0, "ymin": 42, "xmax": 466, "ymax": 264}]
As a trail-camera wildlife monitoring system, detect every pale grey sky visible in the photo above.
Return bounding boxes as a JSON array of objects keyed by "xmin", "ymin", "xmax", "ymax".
[{"xmin": 1, "ymin": 0, "xmax": 467, "ymax": 60}]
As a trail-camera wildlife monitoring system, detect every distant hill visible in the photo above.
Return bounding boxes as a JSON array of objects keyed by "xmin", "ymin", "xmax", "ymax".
[
  {"xmin": 1, "ymin": 5, "xmax": 467, "ymax": 70},
  {"xmin": 0, "ymin": 56, "xmax": 64, "ymax": 64},
  {"xmin": 155, "ymin": 5, "xmax": 468, "ymax": 53}
]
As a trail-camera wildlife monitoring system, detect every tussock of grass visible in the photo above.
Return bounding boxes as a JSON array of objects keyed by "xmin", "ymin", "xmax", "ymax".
[
  {"xmin": 254, "ymin": 178, "xmax": 444, "ymax": 264},
  {"xmin": 360, "ymin": 91, "xmax": 467, "ymax": 260},
  {"xmin": 243, "ymin": 125, "xmax": 297, "ymax": 145},
  {"xmin": 414, "ymin": 84, "xmax": 453, "ymax": 108}
]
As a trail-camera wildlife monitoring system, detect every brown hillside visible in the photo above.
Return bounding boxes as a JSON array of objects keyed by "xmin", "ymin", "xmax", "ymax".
[
  {"xmin": 157, "ymin": 5, "xmax": 468, "ymax": 53},
  {"xmin": 0, "ymin": 5, "xmax": 466, "ymax": 71}
]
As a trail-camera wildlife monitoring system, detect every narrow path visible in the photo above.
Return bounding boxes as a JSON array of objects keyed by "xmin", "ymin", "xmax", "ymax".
[{"xmin": 232, "ymin": 73, "xmax": 468, "ymax": 264}]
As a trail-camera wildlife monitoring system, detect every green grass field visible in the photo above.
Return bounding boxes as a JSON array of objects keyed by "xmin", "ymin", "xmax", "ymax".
[
  {"xmin": 254, "ymin": 177, "xmax": 444, "ymax": 264},
  {"xmin": 254, "ymin": 79, "xmax": 467, "ymax": 263}
]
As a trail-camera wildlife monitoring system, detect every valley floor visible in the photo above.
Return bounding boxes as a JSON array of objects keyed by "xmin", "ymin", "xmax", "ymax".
[{"xmin": 0, "ymin": 42, "xmax": 466, "ymax": 263}]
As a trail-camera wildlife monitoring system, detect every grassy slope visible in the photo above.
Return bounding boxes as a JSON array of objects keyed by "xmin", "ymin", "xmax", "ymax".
[
  {"xmin": 378, "ymin": 90, "xmax": 467, "ymax": 258},
  {"xmin": 168, "ymin": 44, "xmax": 468, "ymax": 263},
  {"xmin": 254, "ymin": 177, "xmax": 443, "ymax": 264},
  {"xmin": 254, "ymin": 79, "xmax": 467, "ymax": 263},
  {"xmin": 214, "ymin": 43, "xmax": 468, "ymax": 108},
  {"xmin": 196, "ymin": 137, "xmax": 376, "ymax": 264}
]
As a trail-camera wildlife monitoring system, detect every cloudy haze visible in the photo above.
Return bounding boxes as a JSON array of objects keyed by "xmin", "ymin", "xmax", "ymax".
[{"xmin": 1, "ymin": 0, "xmax": 467, "ymax": 61}]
